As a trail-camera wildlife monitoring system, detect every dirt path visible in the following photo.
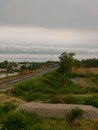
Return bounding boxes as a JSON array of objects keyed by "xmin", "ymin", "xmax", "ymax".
[
  {"xmin": 0, "ymin": 93, "xmax": 25, "ymax": 105},
  {"xmin": 17, "ymin": 102, "xmax": 98, "ymax": 120}
]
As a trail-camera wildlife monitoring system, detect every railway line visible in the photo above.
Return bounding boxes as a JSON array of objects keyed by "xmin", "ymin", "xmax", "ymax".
[{"xmin": 0, "ymin": 67, "xmax": 57, "ymax": 91}]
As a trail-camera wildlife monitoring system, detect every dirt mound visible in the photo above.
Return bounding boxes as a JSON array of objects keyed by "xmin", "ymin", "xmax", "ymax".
[{"xmin": 17, "ymin": 102, "xmax": 98, "ymax": 119}]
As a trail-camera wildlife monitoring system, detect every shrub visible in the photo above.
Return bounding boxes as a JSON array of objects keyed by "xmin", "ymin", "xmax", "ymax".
[
  {"xmin": 88, "ymin": 86, "xmax": 98, "ymax": 93},
  {"xmin": 49, "ymin": 95, "xmax": 64, "ymax": 103},
  {"xmin": 65, "ymin": 96, "xmax": 86, "ymax": 104},
  {"xmin": 0, "ymin": 102, "xmax": 16, "ymax": 113},
  {"xmin": 1, "ymin": 111, "xmax": 32, "ymax": 130},
  {"xmin": 0, "ymin": 102, "xmax": 16, "ymax": 125},
  {"xmin": 66, "ymin": 107, "xmax": 84, "ymax": 125},
  {"xmin": 86, "ymin": 95, "xmax": 98, "ymax": 108}
]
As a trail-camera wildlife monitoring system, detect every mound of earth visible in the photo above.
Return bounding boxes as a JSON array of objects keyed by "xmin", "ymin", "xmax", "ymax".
[{"xmin": 17, "ymin": 102, "xmax": 98, "ymax": 119}]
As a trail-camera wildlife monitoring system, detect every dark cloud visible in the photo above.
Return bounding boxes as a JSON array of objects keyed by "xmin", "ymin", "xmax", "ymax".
[
  {"xmin": 0, "ymin": 0, "xmax": 98, "ymax": 30},
  {"xmin": 0, "ymin": 44, "xmax": 98, "ymax": 56}
]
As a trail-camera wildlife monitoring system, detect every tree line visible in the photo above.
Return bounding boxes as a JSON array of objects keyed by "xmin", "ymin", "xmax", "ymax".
[{"xmin": 74, "ymin": 58, "xmax": 98, "ymax": 68}]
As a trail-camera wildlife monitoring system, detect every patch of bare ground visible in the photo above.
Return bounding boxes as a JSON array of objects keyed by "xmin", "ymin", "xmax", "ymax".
[
  {"xmin": 0, "ymin": 93, "xmax": 26, "ymax": 105},
  {"xmin": 72, "ymin": 77, "xmax": 97, "ymax": 88},
  {"xmin": 17, "ymin": 102, "xmax": 98, "ymax": 120}
]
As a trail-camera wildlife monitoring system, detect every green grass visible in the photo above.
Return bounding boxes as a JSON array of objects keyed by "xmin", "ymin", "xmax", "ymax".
[
  {"xmin": 0, "ymin": 103, "xmax": 98, "ymax": 130},
  {"xmin": 1, "ymin": 108, "xmax": 98, "ymax": 130},
  {"xmin": 11, "ymin": 70, "xmax": 98, "ymax": 107},
  {"xmin": 12, "ymin": 71, "xmax": 81, "ymax": 101},
  {"xmin": 1, "ymin": 70, "xmax": 98, "ymax": 129}
]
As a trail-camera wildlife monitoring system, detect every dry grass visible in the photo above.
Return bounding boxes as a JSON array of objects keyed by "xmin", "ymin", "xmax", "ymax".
[
  {"xmin": 74, "ymin": 67, "xmax": 98, "ymax": 74},
  {"xmin": 0, "ymin": 93, "xmax": 25, "ymax": 105},
  {"xmin": 72, "ymin": 77, "xmax": 97, "ymax": 88},
  {"xmin": 73, "ymin": 67, "xmax": 98, "ymax": 88}
]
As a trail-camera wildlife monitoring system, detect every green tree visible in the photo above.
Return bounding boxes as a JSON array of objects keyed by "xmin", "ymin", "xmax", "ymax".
[{"xmin": 58, "ymin": 52, "xmax": 75, "ymax": 77}]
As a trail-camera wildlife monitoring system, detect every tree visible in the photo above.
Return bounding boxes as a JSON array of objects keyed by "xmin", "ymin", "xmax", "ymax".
[{"xmin": 58, "ymin": 52, "xmax": 75, "ymax": 77}]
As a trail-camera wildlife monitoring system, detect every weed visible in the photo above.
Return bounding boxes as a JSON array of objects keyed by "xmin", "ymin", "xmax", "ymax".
[{"xmin": 66, "ymin": 107, "xmax": 84, "ymax": 125}]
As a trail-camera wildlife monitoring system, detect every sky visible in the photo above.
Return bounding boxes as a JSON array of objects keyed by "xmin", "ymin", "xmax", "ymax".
[{"xmin": 0, "ymin": 0, "xmax": 98, "ymax": 62}]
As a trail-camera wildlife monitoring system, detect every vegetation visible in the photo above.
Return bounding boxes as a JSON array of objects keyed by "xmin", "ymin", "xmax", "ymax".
[
  {"xmin": 66, "ymin": 107, "xmax": 84, "ymax": 125},
  {"xmin": 58, "ymin": 52, "xmax": 75, "ymax": 76},
  {"xmin": 1, "ymin": 52, "xmax": 98, "ymax": 129},
  {"xmin": 12, "ymin": 70, "xmax": 79, "ymax": 101},
  {"xmin": 2, "ymin": 111, "xmax": 31, "ymax": 130},
  {"xmin": 11, "ymin": 69, "xmax": 98, "ymax": 108},
  {"xmin": 0, "ymin": 103, "xmax": 98, "ymax": 130}
]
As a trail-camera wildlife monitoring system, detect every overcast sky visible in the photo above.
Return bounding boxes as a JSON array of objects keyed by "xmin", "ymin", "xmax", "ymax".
[{"xmin": 0, "ymin": 0, "xmax": 98, "ymax": 61}]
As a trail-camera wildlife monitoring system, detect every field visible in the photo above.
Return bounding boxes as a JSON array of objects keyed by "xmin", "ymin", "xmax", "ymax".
[
  {"xmin": 74, "ymin": 67, "xmax": 98, "ymax": 74},
  {"xmin": 0, "ymin": 67, "xmax": 98, "ymax": 130},
  {"xmin": 0, "ymin": 68, "xmax": 98, "ymax": 105}
]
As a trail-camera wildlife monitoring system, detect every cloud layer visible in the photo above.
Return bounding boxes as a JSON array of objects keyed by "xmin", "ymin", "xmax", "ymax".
[
  {"xmin": 0, "ymin": 27, "xmax": 98, "ymax": 61},
  {"xmin": 0, "ymin": 0, "xmax": 98, "ymax": 61},
  {"xmin": 0, "ymin": 0, "xmax": 98, "ymax": 30}
]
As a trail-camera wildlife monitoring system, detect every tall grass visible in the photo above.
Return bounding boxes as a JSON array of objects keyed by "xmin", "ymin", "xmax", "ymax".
[
  {"xmin": 12, "ymin": 71, "xmax": 81, "ymax": 101},
  {"xmin": 11, "ymin": 70, "xmax": 98, "ymax": 107},
  {"xmin": 0, "ymin": 103, "xmax": 98, "ymax": 130}
]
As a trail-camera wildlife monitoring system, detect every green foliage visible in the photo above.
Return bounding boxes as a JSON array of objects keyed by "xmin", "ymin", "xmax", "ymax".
[
  {"xmin": 0, "ymin": 102, "xmax": 17, "ymax": 127},
  {"xmin": 86, "ymin": 95, "xmax": 98, "ymax": 108},
  {"xmin": 0, "ymin": 102, "xmax": 16, "ymax": 113},
  {"xmin": 88, "ymin": 86, "xmax": 98, "ymax": 93},
  {"xmin": 1, "ymin": 111, "xmax": 32, "ymax": 130},
  {"xmin": 48, "ymin": 94, "xmax": 98, "ymax": 109},
  {"xmin": 70, "ymin": 72, "xmax": 94, "ymax": 78},
  {"xmin": 1, "ymin": 111, "xmax": 42, "ymax": 130},
  {"xmin": 92, "ymin": 74, "xmax": 98, "ymax": 82},
  {"xmin": 0, "ymin": 107, "xmax": 98, "ymax": 130},
  {"xmin": 64, "ymin": 96, "xmax": 86, "ymax": 104},
  {"xmin": 12, "ymin": 70, "xmax": 98, "ymax": 107},
  {"xmin": 80, "ymin": 58, "xmax": 98, "ymax": 68},
  {"xmin": 13, "ymin": 71, "xmax": 63, "ymax": 101},
  {"xmin": 66, "ymin": 107, "xmax": 84, "ymax": 125},
  {"xmin": 58, "ymin": 52, "xmax": 75, "ymax": 76},
  {"xmin": 49, "ymin": 95, "xmax": 64, "ymax": 103}
]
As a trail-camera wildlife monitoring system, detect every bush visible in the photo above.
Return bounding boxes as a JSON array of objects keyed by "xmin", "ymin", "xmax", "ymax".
[
  {"xmin": 49, "ymin": 95, "xmax": 64, "ymax": 103},
  {"xmin": 1, "ymin": 111, "xmax": 32, "ymax": 130},
  {"xmin": 65, "ymin": 96, "xmax": 86, "ymax": 104},
  {"xmin": 0, "ymin": 102, "xmax": 16, "ymax": 113},
  {"xmin": 88, "ymin": 86, "xmax": 98, "ymax": 93},
  {"xmin": 66, "ymin": 107, "xmax": 84, "ymax": 125},
  {"xmin": 0, "ymin": 102, "xmax": 16, "ymax": 122},
  {"xmin": 86, "ymin": 95, "xmax": 98, "ymax": 108}
]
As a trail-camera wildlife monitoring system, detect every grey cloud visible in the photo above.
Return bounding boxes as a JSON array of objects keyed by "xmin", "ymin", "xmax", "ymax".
[
  {"xmin": 0, "ymin": 44, "xmax": 98, "ymax": 56},
  {"xmin": 0, "ymin": 42, "xmax": 98, "ymax": 62},
  {"xmin": 0, "ymin": 0, "xmax": 98, "ymax": 30}
]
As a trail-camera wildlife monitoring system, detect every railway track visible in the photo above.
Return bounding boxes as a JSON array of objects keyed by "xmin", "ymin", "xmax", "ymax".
[{"xmin": 0, "ymin": 67, "xmax": 57, "ymax": 92}]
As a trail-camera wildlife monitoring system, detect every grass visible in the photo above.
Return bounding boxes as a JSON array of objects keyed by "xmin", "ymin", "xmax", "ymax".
[
  {"xmin": 0, "ymin": 110, "xmax": 98, "ymax": 130},
  {"xmin": 12, "ymin": 71, "xmax": 81, "ymax": 101},
  {"xmin": 49, "ymin": 94, "xmax": 98, "ymax": 108},
  {"xmin": 0, "ymin": 103, "xmax": 98, "ymax": 130},
  {"xmin": 1, "ymin": 67, "xmax": 98, "ymax": 129},
  {"xmin": 10, "ymin": 70, "xmax": 98, "ymax": 108}
]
